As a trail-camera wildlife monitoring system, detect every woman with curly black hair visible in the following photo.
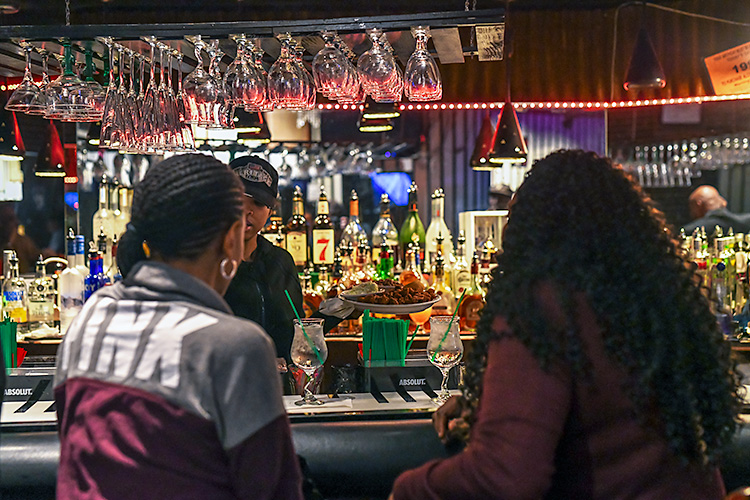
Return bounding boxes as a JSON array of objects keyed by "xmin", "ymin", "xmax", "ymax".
[{"xmin": 391, "ymin": 150, "xmax": 742, "ymax": 499}]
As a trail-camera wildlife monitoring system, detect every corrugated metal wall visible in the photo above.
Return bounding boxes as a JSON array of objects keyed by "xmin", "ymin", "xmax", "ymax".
[
  {"xmin": 417, "ymin": 108, "xmax": 606, "ymax": 233},
  {"xmin": 441, "ymin": 0, "xmax": 750, "ymax": 102}
]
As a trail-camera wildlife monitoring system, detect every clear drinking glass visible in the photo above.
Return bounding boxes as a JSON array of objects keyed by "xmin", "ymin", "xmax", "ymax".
[
  {"xmin": 5, "ymin": 41, "xmax": 40, "ymax": 113},
  {"xmin": 313, "ymin": 30, "xmax": 359, "ymax": 101},
  {"xmin": 183, "ymin": 35, "xmax": 222, "ymax": 126},
  {"xmin": 45, "ymin": 41, "xmax": 95, "ymax": 121},
  {"xmin": 405, "ymin": 26, "xmax": 442, "ymax": 102},
  {"xmin": 206, "ymin": 39, "xmax": 231, "ymax": 128},
  {"xmin": 26, "ymin": 48, "xmax": 51, "ymax": 116},
  {"xmin": 357, "ymin": 28, "xmax": 403, "ymax": 103},
  {"xmin": 247, "ymin": 39, "xmax": 272, "ymax": 111},
  {"xmin": 290, "ymin": 318, "xmax": 328, "ymax": 406},
  {"xmin": 427, "ymin": 315, "xmax": 463, "ymax": 404},
  {"xmin": 268, "ymin": 34, "xmax": 312, "ymax": 110}
]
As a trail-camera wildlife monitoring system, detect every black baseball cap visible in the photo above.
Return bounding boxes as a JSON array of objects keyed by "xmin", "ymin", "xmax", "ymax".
[{"xmin": 229, "ymin": 155, "xmax": 279, "ymax": 208}]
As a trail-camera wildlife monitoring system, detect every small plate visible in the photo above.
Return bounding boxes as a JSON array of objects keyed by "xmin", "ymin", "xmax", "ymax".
[{"xmin": 341, "ymin": 296, "xmax": 441, "ymax": 314}]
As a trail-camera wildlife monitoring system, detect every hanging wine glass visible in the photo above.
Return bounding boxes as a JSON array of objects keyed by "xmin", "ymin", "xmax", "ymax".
[
  {"xmin": 26, "ymin": 48, "xmax": 51, "ymax": 116},
  {"xmin": 247, "ymin": 38, "xmax": 272, "ymax": 112},
  {"xmin": 205, "ymin": 39, "xmax": 231, "ymax": 128},
  {"xmin": 115, "ymin": 45, "xmax": 136, "ymax": 148},
  {"xmin": 268, "ymin": 34, "xmax": 310, "ymax": 110},
  {"xmin": 294, "ymin": 41, "xmax": 316, "ymax": 110},
  {"xmin": 312, "ymin": 31, "xmax": 354, "ymax": 100},
  {"xmin": 183, "ymin": 35, "xmax": 221, "ymax": 127},
  {"xmin": 163, "ymin": 45, "xmax": 184, "ymax": 149},
  {"xmin": 81, "ymin": 48, "xmax": 106, "ymax": 121},
  {"xmin": 405, "ymin": 26, "xmax": 442, "ymax": 102},
  {"xmin": 45, "ymin": 40, "xmax": 96, "ymax": 121},
  {"xmin": 138, "ymin": 37, "xmax": 161, "ymax": 149},
  {"xmin": 357, "ymin": 28, "xmax": 402, "ymax": 103},
  {"xmin": 124, "ymin": 49, "xmax": 141, "ymax": 146},
  {"xmin": 174, "ymin": 51, "xmax": 195, "ymax": 150},
  {"xmin": 99, "ymin": 38, "xmax": 119, "ymax": 148},
  {"xmin": 224, "ymin": 34, "xmax": 253, "ymax": 107},
  {"xmin": 5, "ymin": 41, "xmax": 40, "ymax": 113}
]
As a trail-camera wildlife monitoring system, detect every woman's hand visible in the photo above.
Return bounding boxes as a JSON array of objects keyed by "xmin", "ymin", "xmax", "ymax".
[{"xmin": 432, "ymin": 395, "xmax": 471, "ymax": 444}]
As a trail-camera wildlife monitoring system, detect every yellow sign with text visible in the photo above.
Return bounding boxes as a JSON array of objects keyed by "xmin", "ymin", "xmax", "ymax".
[{"xmin": 705, "ymin": 41, "xmax": 750, "ymax": 95}]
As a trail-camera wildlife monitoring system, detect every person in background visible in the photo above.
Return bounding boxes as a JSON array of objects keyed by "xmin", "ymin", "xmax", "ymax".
[
  {"xmin": 223, "ymin": 156, "xmax": 352, "ymax": 373},
  {"xmin": 488, "ymin": 184, "xmax": 513, "ymax": 211},
  {"xmin": 683, "ymin": 184, "xmax": 750, "ymax": 236},
  {"xmin": 55, "ymin": 154, "xmax": 303, "ymax": 500},
  {"xmin": 391, "ymin": 150, "xmax": 742, "ymax": 499}
]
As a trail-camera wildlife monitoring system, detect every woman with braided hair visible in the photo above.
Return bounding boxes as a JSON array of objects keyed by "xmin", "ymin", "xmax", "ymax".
[
  {"xmin": 391, "ymin": 150, "xmax": 742, "ymax": 499},
  {"xmin": 54, "ymin": 154, "xmax": 303, "ymax": 500}
]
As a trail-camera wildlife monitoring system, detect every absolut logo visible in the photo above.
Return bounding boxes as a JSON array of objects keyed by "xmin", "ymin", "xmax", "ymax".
[
  {"xmin": 399, "ymin": 378, "xmax": 427, "ymax": 386},
  {"xmin": 4, "ymin": 387, "xmax": 33, "ymax": 396}
]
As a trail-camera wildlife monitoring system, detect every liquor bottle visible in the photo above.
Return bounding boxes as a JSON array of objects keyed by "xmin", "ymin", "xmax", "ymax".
[
  {"xmin": 75, "ymin": 235, "xmax": 89, "ymax": 275},
  {"xmin": 28, "ymin": 255, "xmax": 56, "ymax": 335},
  {"xmin": 479, "ymin": 239, "xmax": 497, "ymax": 294},
  {"xmin": 452, "ymin": 230, "xmax": 471, "ymax": 294},
  {"xmin": 354, "ymin": 239, "xmax": 375, "ymax": 283},
  {"xmin": 59, "ymin": 229, "xmax": 85, "ymax": 334},
  {"xmin": 376, "ymin": 240, "xmax": 395, "ymax": 280},
  {"xmin": 312, "ymin": 186, "xmax": 335, "ymax": 267},
  {"xmin": 92, "ymin": 176, "xmax": 115, "ymax": 250},
  {"xmin": 261, "ymin": 205, "xmax": 286, "ymax": 248},
  {"xmin": 113, "ymin": 185, "xmax": 131, "ymax": 240},
  {"xmin": 425, "ymin": 188, "xmax": 454, "ymax": 270},
  {"xmin": 371, "ymin": 193, "xmax": 399, "ymax": 267},
  {"xmin": 340, "ymin": 241, "xmax": 359, "ymax": 290},
  {"xmin": 2, "ymin": 251, "xmax": 28, "ymax": 337},
  {"xmin": 431, "ymin": 232, "xmax": 453, "ymax": 287},
  {"xmin": 340, "ymin": 189, "xmax": 368, "ymax": 250},
  {"xmin": 457, "ymin": 253, "xmax": 485, "ymax": 332},
  {"xmin": 107, "ymin": 234, "xmax": 122, "ymax": 284},
  {"xmin": 400, "ymin": 242, "xmax": 428, "ymax": 287},
  {"xmin": 735, "ymin": 233, "xmax": 748, "ymax": 315},
  {"xmin": 431, "ymin": 252, "xmax": 455, "ymax": 317},
  {"xmin": 97, "ymin": 226, "xmax": 112, "ymax": 276},
  {"xmin": 399, "ymin": 181, "xmax": 425, "ymax": 270},
  {"xmin": 301, "ymin": 272, "xmax": 323, "ymax": 318},
  {"xmin": 84, "ymin": 248, "xmax": 105, "ymax": 302},
  {"xmin": 286, "ymin": 185, "xmax": 309, "ymax": 271},
  {"xmin": 315, "ymin": 265, "xmax": 333, "ymax": 298}
]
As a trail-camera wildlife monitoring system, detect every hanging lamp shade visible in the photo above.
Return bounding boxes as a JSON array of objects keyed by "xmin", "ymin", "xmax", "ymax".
[
  {"xmin": 236, "ymin": 112, "xmax": 271, "ymax": 144},
  {"xmin": 35, "ymin": 121, "xmax": 66, "ymax": 177},
  {"xmin": 362, "ymin": 98, "xmax": 400, "ymax": 119},
  {"xmin": 233, "ymin": 108, "xmax": 263, "ymax": 134},
  {"xmin": 87, "ymin": 121, "xmax": 102, "ymax": 146},
  {"xmin": 471, "ymin": 112, "xmax": 496, "ymax": 170},
  {"xmin": 623, "ymin": 26, "xmax": 666, "ymax": 91},
  {"xmin": 0, "ymin": 106, "xmax": 25, "ymax": 159},
  {"xmin": 487, "ymin": 102, "xmax": 527, "ymax": 165}
]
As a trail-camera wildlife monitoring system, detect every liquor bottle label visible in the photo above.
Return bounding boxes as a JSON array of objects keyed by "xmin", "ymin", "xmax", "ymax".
[
  {"xmin": 454, "ymin": 270, "xmax": 471, "ymax": 292},
  {"xmin": 3, "ymin": 291, "xmax": 23, "ymax": 302},
  {"xmin": 317, "ymin": 200, "xmax": 329, "ymax": 214},
  {"xmin": 313, "ymin": 229, "xmax": 335, "ymax": 264},
  {"xmin": 286, "ymin": 233, "xmax": 308, "ymax": 266}
]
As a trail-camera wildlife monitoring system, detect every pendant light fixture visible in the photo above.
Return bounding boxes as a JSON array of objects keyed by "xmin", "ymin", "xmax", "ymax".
[
  {"xmin": 623, "ymin": 3, "xmax": 666, "ymax": 91},
  {"xmin": 362, "ymin": 98, "xmax": 401, "ymax": 120},
  {"xmin": 0, "ymin": 105, "xmax": 25, "ymax": 160},
  {"xmin": 35, "ymin": 121, "xmax": 66, "ymax": 178},
  {"xmin": 470, "ymin": 111, "xmax": 495, "ymax": 170},
  {"xmin": 487, "ymin": 0, "xmax": 527, "ymax": 166},
  {"xmin": 236, "ymin": 112, "xmax": 271, "ymax": 144}
]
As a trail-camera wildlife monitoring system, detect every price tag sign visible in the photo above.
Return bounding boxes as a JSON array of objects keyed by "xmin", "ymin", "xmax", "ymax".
[{"xmin": 704, "ymin": 41, "xmax": 750, "ymax": 95}]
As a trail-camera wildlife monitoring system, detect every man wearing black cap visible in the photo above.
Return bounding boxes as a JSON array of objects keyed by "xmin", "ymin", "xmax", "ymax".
[{"xmin": 224, "ymin": 156, "xmax": 347, "ymax": 385}]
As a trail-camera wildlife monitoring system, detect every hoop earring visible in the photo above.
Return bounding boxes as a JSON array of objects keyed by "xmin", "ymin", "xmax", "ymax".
[
  {"xmin": 220, "ymin": 257, "xmax": 238, "ymax": 280},
  {"xmin": 142, "ymin": 241, "xmax": 151, "ymax": 259}
]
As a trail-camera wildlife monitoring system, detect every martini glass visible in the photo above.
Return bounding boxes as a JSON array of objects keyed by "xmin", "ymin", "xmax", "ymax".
[
  {"xmin": 5, "ymin": 41, "xmax": 40, "ymax": 112},
  {"xmin": 26, "ymin": 47, "xmax": 51, "ymax": 116}
]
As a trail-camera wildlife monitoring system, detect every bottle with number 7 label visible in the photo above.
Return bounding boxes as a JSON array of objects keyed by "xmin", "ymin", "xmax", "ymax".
[{"xmin": 312, "ymin": 186, "xmax": 335, "ymax": 267}]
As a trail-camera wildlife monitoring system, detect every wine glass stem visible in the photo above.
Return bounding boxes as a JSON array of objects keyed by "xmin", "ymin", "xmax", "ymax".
[
  {"xmin": 440, "ymin": 367, "xmax": 450, "ymax": 396},
  {"xmin": 304, "ymin": 370, "xmax": 316, "ymax": 402}
]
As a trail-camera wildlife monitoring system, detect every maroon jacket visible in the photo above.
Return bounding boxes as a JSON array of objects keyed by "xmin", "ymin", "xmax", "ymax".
[
  {"xmin": 55, "ymin": 261, "xmax": 303, "ymax": 500},
  {"xmin": 393, "ymin": 283, "xmax": 726, "ymax": 499}
]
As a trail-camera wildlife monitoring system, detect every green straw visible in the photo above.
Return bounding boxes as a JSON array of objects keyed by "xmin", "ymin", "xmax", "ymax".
[
  {"xmin": 404, "ymin": 324, "xmax": 420, "ymax": 356},
  {"xmin": 431, "ymin": 289, "xmax": 466, "ymax": 362},
  {"xmin": 284, "ymin": 290, "xmax": 324, "ymax": 366}
]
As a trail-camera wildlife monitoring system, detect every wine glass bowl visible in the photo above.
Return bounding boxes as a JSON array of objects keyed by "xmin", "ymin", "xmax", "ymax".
[
  {"xmin": 5, "ymin": 41, "xmax": 40, "ymax": 113},
  {"xmin": 291, "ymin": 318, "xmax": 328, "ymax": 406},
  {"xmin": 426, "ymin": 315, "xmax": 463, "ymax": 404},
  {"xmin": 405, "ymin": 26, "xmax": 442, "ymax": 102}
]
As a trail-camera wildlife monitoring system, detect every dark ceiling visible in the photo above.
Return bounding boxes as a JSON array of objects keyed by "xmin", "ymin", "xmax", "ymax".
[{"xmin": 0, "ymin": 1, "xmax": 748, "ymax": 102}]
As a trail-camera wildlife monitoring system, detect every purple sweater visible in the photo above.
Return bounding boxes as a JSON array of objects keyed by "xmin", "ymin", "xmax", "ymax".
[{"xmin": 392, "ymin": 284, "xmax": 726, "ymax": 499}]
